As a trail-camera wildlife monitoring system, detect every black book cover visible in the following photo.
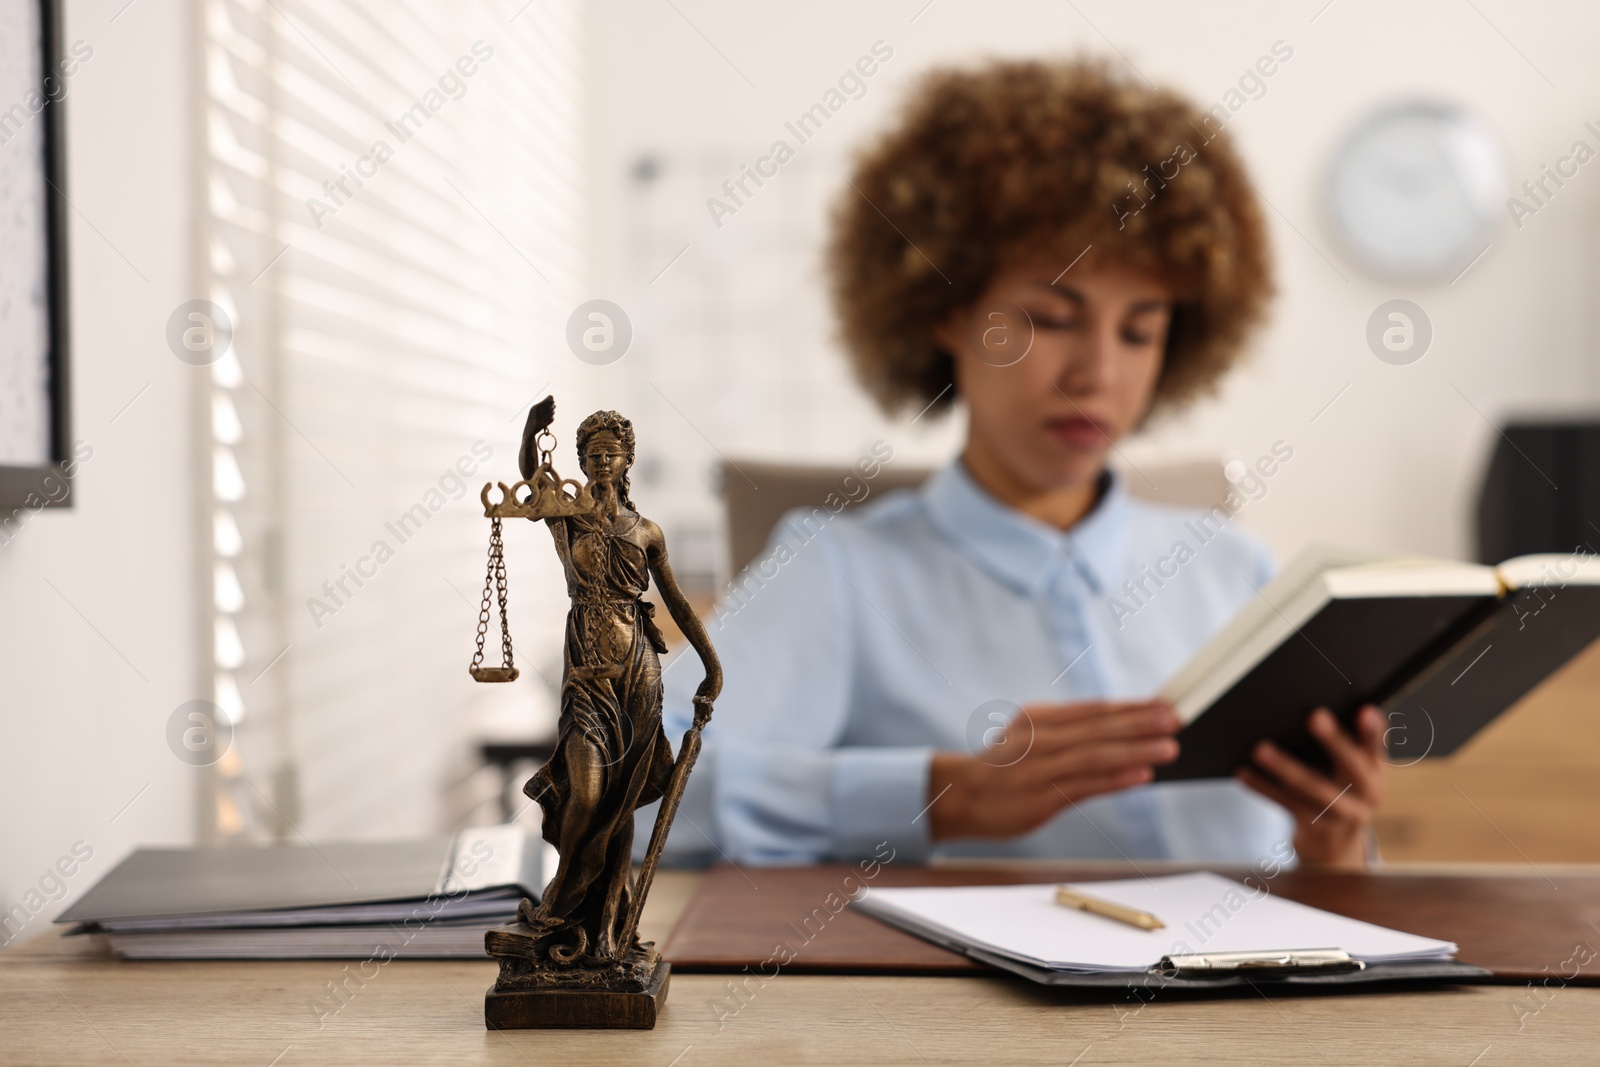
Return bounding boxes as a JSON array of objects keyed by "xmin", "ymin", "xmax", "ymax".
[
  {"xmin": 1155, "ymin": 594, "xmax": 1493, "ymax": 782},
  {"xmin": 1383, "ymin": 583, "xmax": 1600, "ymax": 760}
]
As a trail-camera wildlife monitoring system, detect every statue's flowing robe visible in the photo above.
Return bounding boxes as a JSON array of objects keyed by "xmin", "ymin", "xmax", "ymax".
[{"xmin": 526, "ymin": 510, "xmax": 674, "ymax": 956}]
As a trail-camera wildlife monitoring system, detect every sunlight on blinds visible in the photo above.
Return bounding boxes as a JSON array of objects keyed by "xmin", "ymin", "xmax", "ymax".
[{"xmin": 202, "ymin": 0, "xmax": 581, "ymax": 841}]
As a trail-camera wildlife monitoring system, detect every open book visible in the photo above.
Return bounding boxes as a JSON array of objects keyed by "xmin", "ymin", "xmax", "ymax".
[{"xmin": 1155, "ymin": 544, "xmax": 1600, "ymax": 781}]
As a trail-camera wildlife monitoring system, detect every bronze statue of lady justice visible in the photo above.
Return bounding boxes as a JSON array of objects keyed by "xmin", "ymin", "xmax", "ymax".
[{"xmin": 471, "ymin": 397, "xmax": 722, "ymax": 1029}]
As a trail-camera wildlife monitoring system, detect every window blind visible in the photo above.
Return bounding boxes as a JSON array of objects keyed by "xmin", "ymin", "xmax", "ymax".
[{"xmin": 201, "ymin": 0, "xmax": 582, "ymax": 841}]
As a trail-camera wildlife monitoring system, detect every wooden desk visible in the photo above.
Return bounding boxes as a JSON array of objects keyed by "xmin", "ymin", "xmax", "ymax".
[{"xmin": 4, "ymin": 867, "xmax": 1598, "ymax": 1066}]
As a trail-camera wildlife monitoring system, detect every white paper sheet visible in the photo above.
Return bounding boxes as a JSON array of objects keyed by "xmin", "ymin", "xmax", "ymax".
[{"xmin": 857, "ymin": 872, "xmax": 1456, "ymax": 973}]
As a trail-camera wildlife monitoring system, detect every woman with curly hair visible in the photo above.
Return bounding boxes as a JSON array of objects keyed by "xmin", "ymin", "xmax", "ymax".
[{"xmin": 655, "ymin": 58, "xmax": 1386, "ymax": 870}]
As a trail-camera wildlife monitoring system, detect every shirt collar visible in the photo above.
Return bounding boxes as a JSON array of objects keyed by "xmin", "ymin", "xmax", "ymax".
[{"xmin": 921, "ymin": 459, "xmax": 1128, "ymax": 597}]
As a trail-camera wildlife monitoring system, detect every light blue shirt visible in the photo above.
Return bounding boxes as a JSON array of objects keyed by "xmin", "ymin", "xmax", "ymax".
[{"xmin": 644, "ymin": 460, "xmax": 1293, "ymax": 867}]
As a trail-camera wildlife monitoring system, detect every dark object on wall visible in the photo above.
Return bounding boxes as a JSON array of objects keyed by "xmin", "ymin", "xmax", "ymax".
[
  {"xmin": 470, "ymin": 397, "xmax": 723, "ymax": 1029},
  {"xmin": 1476, "ymin": 420, "xmax": 1600, "ymax": 564},
  {"xmin": 0, "ymin": 0, "xmax": 73, "ymax": 512}
]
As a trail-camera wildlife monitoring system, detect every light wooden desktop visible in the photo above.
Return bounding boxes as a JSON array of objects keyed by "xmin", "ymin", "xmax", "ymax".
[{"xmin": 5, "ymin": 863, "xmax": 1599, "ymax": 1067}]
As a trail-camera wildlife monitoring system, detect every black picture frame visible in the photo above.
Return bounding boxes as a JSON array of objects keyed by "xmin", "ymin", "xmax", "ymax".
[{"xmin": 0, "ymin": 0, "xmax": 72, "ymax": 512}]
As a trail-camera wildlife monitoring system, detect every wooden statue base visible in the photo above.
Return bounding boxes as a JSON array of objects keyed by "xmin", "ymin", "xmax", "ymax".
[{"xmin": 484, "ymin": 962, "xmax": 670, "ymax": 1030}]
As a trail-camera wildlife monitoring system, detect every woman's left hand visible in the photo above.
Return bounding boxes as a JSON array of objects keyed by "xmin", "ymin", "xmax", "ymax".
[{"xmin": 1236, "ymin": 705, "xmax": 1388, "ymax": 869}]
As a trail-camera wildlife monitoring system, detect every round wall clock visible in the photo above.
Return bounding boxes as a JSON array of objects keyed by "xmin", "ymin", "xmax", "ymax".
[{"xmin": 1325, "ymin": 101, "xmax": 1505, "ymax": 282}]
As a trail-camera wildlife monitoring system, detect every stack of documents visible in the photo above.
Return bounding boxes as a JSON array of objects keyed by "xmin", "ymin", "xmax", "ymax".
[
  {"xmin": 55, "ymin": 826, "xmax": 540, "ymax": 960},
  {"xmin": 855, "ymin": 872, "xmax": 1474, "ymax": 988}
]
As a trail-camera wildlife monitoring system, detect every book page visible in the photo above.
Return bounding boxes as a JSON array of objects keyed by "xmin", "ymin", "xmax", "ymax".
[
  {"xmin": 1158, "ymin": 543, "xmax": 1388, "ymax": 720},
  {"xmin": 1498, "ymin": 552, "xmax": 1600, "ymax": 589},
  {"xmin": 1158, "ymin": 544, "xmax": 1497, "ymax": 723},
  {"xmin": 1324, "ymin": 560, "xmax": 1498, "ymax": 598}
]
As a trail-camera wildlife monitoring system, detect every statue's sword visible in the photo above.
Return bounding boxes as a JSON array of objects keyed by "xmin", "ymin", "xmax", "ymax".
[{"xmin": 617, "ymin": 708, "xmax": 710, "ymax": 952}]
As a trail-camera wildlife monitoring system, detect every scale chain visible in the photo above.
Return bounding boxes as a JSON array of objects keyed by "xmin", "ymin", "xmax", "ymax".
[
  {"xmin": 494, "ymin": 519, "xmax": 514, "ymax": 668},
  {"xmin": 471, "ymin": 517, "xmax": 512, "ymax": 673}
]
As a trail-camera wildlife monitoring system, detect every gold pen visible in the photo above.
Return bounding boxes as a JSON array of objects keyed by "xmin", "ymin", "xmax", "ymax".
[{"xmin": 1053, "ymin": 885, "xmax": 1165, "ymax": 930}]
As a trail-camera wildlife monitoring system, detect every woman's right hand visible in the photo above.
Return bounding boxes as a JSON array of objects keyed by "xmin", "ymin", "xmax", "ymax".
[{"xmin": 926, "ymin": 700, "xmax": 1180, "ymax": 842}]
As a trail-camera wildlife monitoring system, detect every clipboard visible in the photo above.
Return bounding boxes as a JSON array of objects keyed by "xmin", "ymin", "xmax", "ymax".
[
  {"xmin": 848, "ymin": 873, "xmax": 1496, "ymax": 992},
  {"xmin": 892, "ymin": 915, "xmax": 1493, "ymax": 990}
]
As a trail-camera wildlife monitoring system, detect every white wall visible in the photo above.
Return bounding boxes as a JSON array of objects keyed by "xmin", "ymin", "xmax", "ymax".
[
  {"xmin": 0, "ymin": 0, "xmax": 200, "ymax": 942},
  {"xmin": 584, "ymin": 0, "xmax": 1600, "ymax": 567}
]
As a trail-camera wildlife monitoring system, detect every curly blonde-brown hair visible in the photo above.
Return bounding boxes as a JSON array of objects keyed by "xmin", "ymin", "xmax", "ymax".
[{"xmin": 828, "ymin": 58, "xmax": 1273, "ymax": 419}]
